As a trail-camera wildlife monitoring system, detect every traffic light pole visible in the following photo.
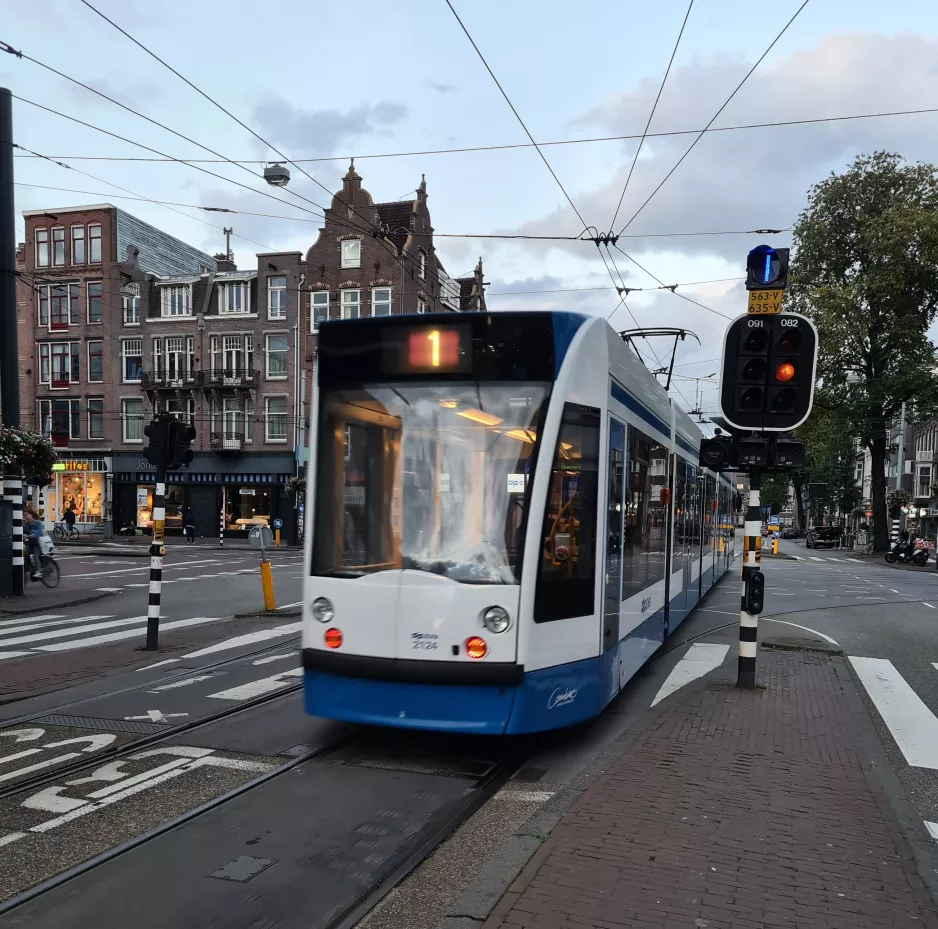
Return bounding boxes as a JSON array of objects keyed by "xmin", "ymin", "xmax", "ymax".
[
  {"xmin": 738, "ymin": 471, "xmax": 762, "ymax": 688},
  {"xmin": 145, "ymin": 474, "xmax": 166, "ymax": 650}
]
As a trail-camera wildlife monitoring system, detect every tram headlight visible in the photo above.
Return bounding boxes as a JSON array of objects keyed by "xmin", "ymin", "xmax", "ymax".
[
  {"xmin": 482, "ymin": 605, "xmax": 511, "ymax": 634},
  {"xmin": 312, "ymin": 597, "xmax": 335, "ymax": 623}
]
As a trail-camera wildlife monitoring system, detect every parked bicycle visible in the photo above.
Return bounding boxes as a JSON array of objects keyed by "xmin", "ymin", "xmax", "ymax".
[{"xmin": 52, "ymin": 522, "xmax": 81, "ymax": 541}]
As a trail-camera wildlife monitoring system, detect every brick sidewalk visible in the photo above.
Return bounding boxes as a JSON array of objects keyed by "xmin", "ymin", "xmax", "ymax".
[{"xmin": 484, "ymin": 652, "xmax": 938, "ymax": 929}]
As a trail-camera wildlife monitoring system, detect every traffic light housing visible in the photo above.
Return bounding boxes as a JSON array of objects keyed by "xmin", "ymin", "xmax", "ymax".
[
  {"xmin": 143, "ymin": 415, "xmax": 170, "ymax": 471},
  {"xmin": 744, "ymin": 571, "xmax": 765, "ymax": 614},
  {"xmin": 719, "ymin": 313, "xmax": 818, "ymax": 431},
  {"xmin": 773, "ymin": 438, "xmax": 805, "ymax": 468},
  {"xmin": 168, "ymin": 419, "xmax": 196, "ymax": 469},
  {"xmin": 698, "ymin": 436, "xmax": 736, "ymax": 472},
  {"xmin": 746, "ymin": 245, "xmax": 789, "ymax": 291}
]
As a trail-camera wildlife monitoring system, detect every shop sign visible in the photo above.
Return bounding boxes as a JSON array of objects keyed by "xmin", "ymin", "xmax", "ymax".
[
  {"xmin": 52, "ymin": 462, "xmax": 90, "ymax": 472},
  {"xmin": 239, "ymin": 488, "xmax": 255, "ymax": 496},
  {"xmin": 137, "ymin": 488, "xmax": 150, "ymax": 507}
]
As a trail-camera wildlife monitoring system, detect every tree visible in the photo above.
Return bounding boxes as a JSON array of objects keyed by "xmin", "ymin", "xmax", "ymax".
[
  {"xmin": 759, "ymin": 474, "xmax": 790, "ymax": 515},
  {"xmin": 788, "ymin": 152, "xmax": 938, "ymax": 551}
]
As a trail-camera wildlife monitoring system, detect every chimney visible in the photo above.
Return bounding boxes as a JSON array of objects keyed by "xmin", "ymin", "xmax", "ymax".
[
  {"xmin": 342, "ymin": 159, "xmax": 363, "ymax": 199},
  {"xmin": 213, "ymin": 253, "xmax": 238, "ymax": 273}
]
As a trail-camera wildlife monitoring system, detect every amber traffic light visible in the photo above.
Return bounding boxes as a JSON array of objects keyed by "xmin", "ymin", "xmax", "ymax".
[{"xmin": 719, "ymin": 313, "xmax": 818, "ymax": 431}]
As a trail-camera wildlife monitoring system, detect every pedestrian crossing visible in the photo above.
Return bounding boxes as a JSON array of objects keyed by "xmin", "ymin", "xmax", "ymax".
[{"xmin": 0, "ymin": 610, "xmax": 301, "ymax": 660}]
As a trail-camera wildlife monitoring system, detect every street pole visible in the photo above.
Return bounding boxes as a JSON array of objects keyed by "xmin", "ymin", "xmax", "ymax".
[
  {"xmin": 738, "ymin": 470, "xmax": 762, "ymax": 688},
  {"xmin": 0, "ymin": 88, "xmax": 23, "ymax": 597},
  {"xmin": 145, "ymin": 476, "xmax": 165, "ymax": 650}
]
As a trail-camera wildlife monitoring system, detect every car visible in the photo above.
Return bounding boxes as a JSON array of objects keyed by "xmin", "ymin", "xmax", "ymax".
[
  {"xmin": 805, "ymin": 526, "xmax": 842, "ymax": 549},
  {"xmin": 781, "ymin": 526, "xmax": 800, "ymax": 539}
]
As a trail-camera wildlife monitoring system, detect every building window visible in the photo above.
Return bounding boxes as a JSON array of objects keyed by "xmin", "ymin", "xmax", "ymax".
[
  {"xmin": 245, "ymin": 334, "xmax": 254, "ymax": 372},
  {"xmin": 88, "ymin": 340, "xmax": 104, "ymax": 382},
  {"xmin": 244, "ymin": 398, "xmax": 254, "ymax": 443},
  {"xmin": 341, "ymin": 239, "xmax": 361, "ymax": 269},
  {"xmin": 69, "ymin": 283, "xmax": 80, "ymax": 324},
  {"xmin": 186, "ymin": 336, "xmax": 195, "ymax": 380},
  {"xmin": 372, "ymin": 287, "xmax": 391, "ymax": 316},
  {"xmin": 48, "ymin": 285, "xmax": 70, "ymax": 330},
  {"xmin": 39, "ymin": 344, "xmax": 50, "ymax": 384},
  {"xmin": 160, "ymin": 397, "xmax": 195, "ymax": 425},
  {"xmin": 38, "ymin": 400, "xmax": 51, "ymax": 438},
  {"xmin": 416, "ymin": 297, "xmax": 427, "ymax": 315},
  {"xmin": 266, "ymin": 334, "xmax": 288, "ymax": 379},
  {"xmin": 155, "ymin": 336, "xmax": 189, "ymax": 382},
  {"xmin": 341, "ymin": 289, "xmax": 360, "ymax": 320},
  {"xmin": 854, "ymin": 460, "xmax": 863, "ymax": 485},
  {"xmin": 122, "ymin": 398, "xmax": 144, "ymax": 443},
  {"xmin": 49, "ymin": 399, "xmax": 81, "ymax": 441},
  {"xmin": 219, "ymin": 281, "xmax": 251, "ymax": 315},
  {"xmin": 311, "ymin": 291, "xmax": 329, "ymax": 331},
  {"xmin": 39, "ymin": 288, "xmax": 48, "ymax": 327},
  {"xmin": 418, "ymin": 249, "xmax": 426, "ymax": 279},
  {"xmin": 52, "ymin": 227, "xmax": 66, "ymax": 267},
  {"xmin": 87, "ymin": 281, "xmax": 102, "ymax": 323},
  {"xmin": 49, "ymin": 342, "xmax": 79, "ymax": 386},
  {"xmin": 917, "ymin": 464, "xmax": 932, "ymax": 499},
  {"xmin": 71, "ymin": 225, "xmax": 85, "ymax": 265},
  {"xmin": 35, "ymin": 229, "xmax": 49, "ymax": 267},
  {"xmin": 88, "ymin": 223, "xmax": 102, "ymax": 263},
  {"xmin": 122, "ymin": 339, "xmax": 143, "ymax": 383},
  {"xmin": 268, "ymin": 276, "xmax": 287, "ymax": 319},
  {"xmin": 88, "ymin": 398, "xmax": 104, "ymax": 439},
  {"xmin": 265, "ymin": 396, "xmax": 287, "ymax": 442},
  {"xmin": 161, "ymin": 285, "xmax": 191, "ymax": 317},
  {"xmin": 123, "ymin": 282, "xmax": 140, "ymax": 324}
]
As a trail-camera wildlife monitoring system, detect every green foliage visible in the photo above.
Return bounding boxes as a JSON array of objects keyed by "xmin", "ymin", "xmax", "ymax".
[
  {"xmin": 887, "ymin": 488, "xmax": 912, "ymax": 510},
  {"xmin": 793, "ymin": 400, "xmax": 861, "ymax": 513},
  {"xmin": 0, "ymin": 427, "xmax": 57, "ymax": 482},
  {"xmin": 759, "ymin": 474, "xmax": 790, "ymax": 515}
]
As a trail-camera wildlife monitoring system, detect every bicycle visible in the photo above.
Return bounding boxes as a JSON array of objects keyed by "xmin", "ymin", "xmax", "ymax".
[
  {"xmin": 52, "ymin": 522, "xmax": 80, "ymax": 541},
  {"xmin": 859, "ymin": 539, "xmax": 874, "ymax": 555}
]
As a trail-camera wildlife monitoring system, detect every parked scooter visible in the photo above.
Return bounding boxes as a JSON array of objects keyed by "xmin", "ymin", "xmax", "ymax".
[{"xmin": 885, "ymin": 538, "xmax": 929, "ymax": 566}]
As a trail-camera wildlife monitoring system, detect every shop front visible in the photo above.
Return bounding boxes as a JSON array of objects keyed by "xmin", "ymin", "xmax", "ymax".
[
  {"xmin": 112, "ymin": 453, "xmax": 296, "ymax": 541},
  {"xmin": 41, "ymin": 456, "xmax": 111, "ymax": 531}
]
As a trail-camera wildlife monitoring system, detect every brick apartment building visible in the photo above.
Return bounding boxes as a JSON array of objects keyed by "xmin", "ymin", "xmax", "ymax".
[{"xmin": 16, "ymin": 167, "xmax": 486, "ymax": 540}]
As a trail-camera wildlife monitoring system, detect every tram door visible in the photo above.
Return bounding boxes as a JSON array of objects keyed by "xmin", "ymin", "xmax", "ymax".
[
  {"xmin": 684, "ymin": 467, "xmax": 701, "ymax": 612},
  {"xmin": 600, "ymin": 419, "xmax": 626, "ymax": 704}
]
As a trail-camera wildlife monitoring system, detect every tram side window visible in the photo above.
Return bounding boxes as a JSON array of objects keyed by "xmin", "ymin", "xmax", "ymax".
[
  {"xmin": 702, "ymin": 476, "xmax": 716, "ymax": 555},
  {"xmin": 621, "ymin": 429, "xmax": 669, "ymax": 600},
  {"xmin": 534, "ymin": 403, "xmax": 600, "ymax": 623},
  {"xmin": 672, "ymin": 465, "xmax": 687, "ymax": 567}
]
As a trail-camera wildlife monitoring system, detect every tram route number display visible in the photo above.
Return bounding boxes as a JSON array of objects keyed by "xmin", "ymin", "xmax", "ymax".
[{"xmin": 390, "ymin": 324, "xmax": 473, "ymax": 375}]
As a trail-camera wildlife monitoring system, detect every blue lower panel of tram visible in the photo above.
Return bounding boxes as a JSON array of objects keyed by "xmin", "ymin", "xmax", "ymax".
[{"xmin": 304, "ymin": 655, "xmax": 604, "ymax": 735}]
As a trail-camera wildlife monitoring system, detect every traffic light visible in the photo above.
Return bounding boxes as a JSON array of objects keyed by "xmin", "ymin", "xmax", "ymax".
[
  {"xmin": 773, "ymin": 438, "xmax": 805, "ymax": 468},
  {"xmin": 719, "ymin": 314, "xmax": 818, "ymax": 431},
  {"xmin": 168, "ymin": 419, "xmax": 196, "ymax": 469},
  {"xmin": 737, "ymin": 437, "xmax": 769, "ymax": 468},
  {"xmin": 143, "ymin": 415, "xmax": 170, "ymax": 471},
  {"xmin": 744, "ymin": 571, "xmax": 765, "ymax": 614},
  {"xmin": 746, "ymin": 245, "xmax": 790, "ymax": 291},
  {"xmin": 699, "ymin": 436, "xmax": 736, "ymax": 472}
]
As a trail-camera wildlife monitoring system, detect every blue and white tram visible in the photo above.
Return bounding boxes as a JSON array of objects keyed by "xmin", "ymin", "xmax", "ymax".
[{"xmin": 302, "ymin": 311, "xmax": 734, "ymax": 734}]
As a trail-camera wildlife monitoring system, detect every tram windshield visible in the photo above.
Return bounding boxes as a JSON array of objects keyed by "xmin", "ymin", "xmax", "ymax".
[{"xmin": 312, "ymin": 382, "xmax": 550, "ymax": 584}]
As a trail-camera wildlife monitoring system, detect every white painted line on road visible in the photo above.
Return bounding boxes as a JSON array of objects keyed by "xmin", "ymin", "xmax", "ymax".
[
  {"xmin": 181, "ymin": 623, "xmax": 301, "ymax": 659},
  {"xmin": 926, "ymin": 822, "xmax": 938, "ymax": 842},
  {"xmin": 0, "ymin": 753, "xmax": 82, "ymax": 785},
  {"xmin": 146, "ymin": 675, "xmax": 215, "ymax": 694},
  {"xmin": 252, "ymin": 653, "xmax": 295, "ymax": 665},
  {"xmin": 789, "ymin": 555, "xmax": 804, "ymax": 561},
  {"xmin": 0, "ymin": 833, "xmax": 26, "ymax": 847},
  {"xmin": 651, "ymin": 643, "xmax": 729, "ymax": 707},
  {"xmin": 0, "ymin": 651, "xmax": 35, "ymax": 660},
  {"xmin": 124, "ymin": 710, "xmax": 189, "ymax": 723},
  {"xmin": 809, "ymin": 557, "xmax": 825, "ymax": 562},
  {"xmin": 95, "ymin": 587, "xmax": 123, "ymax": 593},
  {"xmin": 136, "ymin": 659, "xmax": 179, "ymax": 671},
  {"xmin": 696, "ymin": 608, "xmax": 738, "ymax": 617},
  {"xmin": 890, "ymin": 589, "xmax": 900, "ymax": 594},
  {"xmin": 0, "ymin": 615, "xmax": 116, "ymax": 638},
  {"xmin": 924, "ymin": 603, "xmax": 936, "ymax": 609},
  {"xmin": 0, "ymin": 614, "xmax": 65, "ymax": 629},
  {"xmin": 763, "ymin": 618, "xmax": 839, "ymax": 646},
  {"xmin": 36, "ymin": 616, "xmax": 231, "ymax": 652},
  {"xmin": 277, "ymin": 601, "xmax": 302, "ymax": 610},
  {"xmin": 207, "ymin": 667, "xmax": 304, "ymax": 702},
  {"xmin": 0, "ymin": 615, "xmax": 149, "ymax": 647},
  {"xmin": 849, "ymin": 657, "xmax": 938, "ymax": 770},
  {"xmin": 847, "ymin": 558, "xmax": 864, "ymax": 563}
]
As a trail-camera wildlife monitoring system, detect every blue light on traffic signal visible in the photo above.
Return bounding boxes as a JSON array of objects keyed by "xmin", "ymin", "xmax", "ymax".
[{"xmin": 763, "ymin": 251, "xmax": 772, "ymax": 285}]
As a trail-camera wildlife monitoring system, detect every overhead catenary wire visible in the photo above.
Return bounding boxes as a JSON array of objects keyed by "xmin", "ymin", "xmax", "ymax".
[
  {"xmin": 609, "ymin": 0, "xmax": 694, "ymax": 232},
  {"xmin": 618, "ymin": 0, "xmax": 813, "ymax": 235}
]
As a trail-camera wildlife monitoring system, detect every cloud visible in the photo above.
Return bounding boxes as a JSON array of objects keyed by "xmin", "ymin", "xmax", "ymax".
[
  {"xmin": 504, "ymin": 32, "xmax": 938, "ymax": 264},
  {"xmin": 425, "ymin": 80, "xmax": 457, "ymax": 94},
  {"xmin": 250, "ymin": 96, "xmax": 408, "ymax": 157}
]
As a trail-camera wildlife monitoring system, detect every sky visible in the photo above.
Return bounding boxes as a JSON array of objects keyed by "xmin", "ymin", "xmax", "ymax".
[{"xmin": 4, "ymin": 0, "xmax": 938, "ymax": 419}]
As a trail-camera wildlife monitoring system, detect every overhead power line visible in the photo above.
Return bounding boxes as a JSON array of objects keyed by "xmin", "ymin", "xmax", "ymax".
[
  {"xmin": 618, "ymin": 0, "xmax": 813, "ymax": 234},
  {"xmin": 609, "ymin": 0, "xmax": 694, "ymax": 231},
  {"xmin": 14, "ymin": 107, "xmax": 938, "ymax": 165}
]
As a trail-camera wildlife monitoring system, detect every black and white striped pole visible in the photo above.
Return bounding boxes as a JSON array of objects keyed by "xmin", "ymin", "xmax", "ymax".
[
  {"xmin": 3, "ymin": 472, "xmax": 23, "ymax": 596},
  {"xmin": 738, "ymin": 470, "xmax": 764, "ymax": 688},
  {"xmin": 145, "ymin": 475, "xmax": 166, "ymax": 650},
  {"xmin": 219, "ymin": 486, "xmax": 225, "ymax": 547}
]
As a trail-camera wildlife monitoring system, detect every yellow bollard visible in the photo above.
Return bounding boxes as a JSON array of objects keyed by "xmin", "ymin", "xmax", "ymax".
[
  {"xmin": 772, "ymin": 536, "xmax": 779, "ymax": 556},
  {"xmin": 275, "ymin": 528, "xmax": 280, "ymax": 548},
  {"xmin": 260, "ymin": 559, "xmax": 276, "ymax": 611}
]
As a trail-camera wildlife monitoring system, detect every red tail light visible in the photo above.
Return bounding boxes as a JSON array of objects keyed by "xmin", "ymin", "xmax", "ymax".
[
  {"xmin": 465, "ymin": 636, "xmax": 487, "ymax": 659},
  {"xmin": 324, "ymin": 627, "xmax": 343, "ymax": 649}
]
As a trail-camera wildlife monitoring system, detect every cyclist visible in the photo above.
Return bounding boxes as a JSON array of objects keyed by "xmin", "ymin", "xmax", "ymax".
[
  {"xmin": 24, "ymin": 507, "xmax": 45, "ymax": 580},
  {"xmin": 63, "ymin": 504, "xmax": 76, "ymax": 537}
]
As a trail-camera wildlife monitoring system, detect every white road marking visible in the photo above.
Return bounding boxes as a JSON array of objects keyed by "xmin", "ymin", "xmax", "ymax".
[
  {"xmin": 809, "ymin": 557, "xmax": 825, "ymax": 562},
  {"xmin": 762, "ymin": 618, "xmax": 839, "ymax": 646},
  {"xmin": 207, "ymin": 667, "xmax": 304, "ymax": 702},
  {"xmin": 36, "ymin": 615, "xmax": 233, "ymax": 652},
  {"xmin": 0, "ymin": 615, "xmax": 148, "ymax": 646},
  {"xmin": 277, "ymin": 601, "xmax": 303, "ymax": 610},
  {"xmin": 135, "ymin": 658, "xmax": 180, "ymax": 671},
  {"xmin": 0, "ymin": 749, "xmax": 42, "ymax": 766},
  {"xmin": 924, "ymin": 603, "xmax": 936, "ymax": 609},
  {"xmin": 0, "ymin": 615, "xmax": 116, "ymax": 638},
  {"xmin": 0, "ymin": 753, "xmax": 82, "ymax": 785},
  {"xmin": 0, "ymin": 833, "xmax": 26, "ymax": 847},
  {"xmin": 252, "ymin": 653, "xmax": 295, "ymax": 665},
  {"xmin": 180, "ymin": 622, "xmax": 301, "ymax": 659},
  {"xmin": 926, "ymin": 822, "xmax": 938, "ymax": 842},
  {"xmin": 890, "ymin": 589, "xmax": 900, "ymax": 594},
  {"xmin": 0, "ymin": 614, "xmax": 65, "ymax": 628},
  {"xmin": 651, "ymin": 644, "xmax": 729, "ymax": 707},
  {"xmin": 846, "ymin": 558, "xmax": 864, "ymax": 563},
  {"xmin": 0, "ymin": 728, "xmax": 45, "ymax": 742},
  {"xmin": 0, "ymin": 651, "xmax": 36, "ymax": 661},
  {"xmin": 146, "ymin": 675, "xmax": 215, "ymax": 693},
  {"xmin": 124, "ymin": 710, "xmax": 189, "ymax": 723},
  {"xmin": 95, "ymin": 587, "xmax": 123, "ymax": 592},
  {"xmin": 849, "ymin": 657, "xmax": 938, "ymax": 770}
]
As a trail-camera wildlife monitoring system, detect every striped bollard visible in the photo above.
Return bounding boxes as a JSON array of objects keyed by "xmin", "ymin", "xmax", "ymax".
[
  {"xmin": 738, "ymin": 474, "xmax": 761, "ymax": 688},
  {"xmin": 219, "ymin": 488, "xmax": 225, "ymax": 547},
  {"xmin": 145, "ymin": 479, "xmax": 166, "ymax": 650},
  {"xmin": 3, "ymin": 473, "xmax": 24, "ymax": 596}
]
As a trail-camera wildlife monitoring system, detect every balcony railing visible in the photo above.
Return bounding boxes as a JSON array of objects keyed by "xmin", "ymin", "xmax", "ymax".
[
  {"xmin": 50, "ymin": 431, "xmax": 70, "ymax": 449},
  {"xmin": 199, "ymin": 368, "xmax": 258, "ymax": 389},
  {"xmin": 142, "ymin": 371, "xmax": 193, "ymax": 389},
  {"xmin": 49, "ymin": 319, "xmax": 69, "ymax": 332},
  {"xmin": 50, "ymin": 374, "xmax": 71, "ymax": 389},
  {"xmin": 210, "ymin": 431, "xmax": 244, "ymax": 451}
]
